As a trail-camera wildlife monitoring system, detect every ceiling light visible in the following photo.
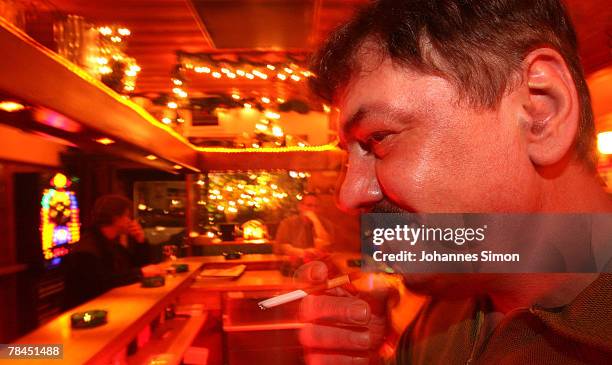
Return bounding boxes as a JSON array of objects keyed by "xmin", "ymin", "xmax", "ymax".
[
  {"xmin": 0, "ymin": 101, "xmax": 25, "ymax": 112},
  {"xmin": 95, "ymin": 137, "xmax": 115, "ymax": 145},
  {"xmin": 265, "ymin": 111, "xmax": 280, "ymax": 120},
  {"xmin": 146, "ymin": 155, "xmax": 157, "ymax": 160},
  {"xmin": 598, "ymin": 131, "xmax": 612, "ymax": 155}
]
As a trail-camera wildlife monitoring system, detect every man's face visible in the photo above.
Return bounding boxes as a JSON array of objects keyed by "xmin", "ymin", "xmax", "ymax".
[
  {"xmin": 299, "ymin": 196, "xmax": 319, "ymax": 215},
  {"xmin": 335, "ymin": 48, "xmax": 544, "ymax": 294},
  {"xmin": 335, "ymin": 49, "xmax": 540, "ymax": 214},
  {"xmin": 113, "ymin": 210, "xmax": 132, "ymax": 234}
]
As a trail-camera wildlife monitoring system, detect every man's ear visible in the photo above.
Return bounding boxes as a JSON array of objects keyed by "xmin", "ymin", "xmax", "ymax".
[{"xmin": 521, "ymin": 48, "xmax": 579, "ymax": 166}]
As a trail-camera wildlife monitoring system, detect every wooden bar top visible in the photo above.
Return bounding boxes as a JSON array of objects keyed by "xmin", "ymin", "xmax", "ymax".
[
  {"xmin": 198, "ymin": 254, "xmax": 287, "ymax": 265},
  {"xmin": 191, "ymin": 270, "xmax": 299, "ymax": 292},
  {"xmin": 6, "ymin": 258, "xmax": 205, "ymax": 365}
]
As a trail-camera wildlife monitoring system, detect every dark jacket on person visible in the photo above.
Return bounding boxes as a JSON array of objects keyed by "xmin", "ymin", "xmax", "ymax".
[
  {"xmin": 63, "ymin": 227, "xmax": 150, "ymax": 309},
  {"xmin": 396, "ymin": 274, "xmax": 612, "ymax": 364}
]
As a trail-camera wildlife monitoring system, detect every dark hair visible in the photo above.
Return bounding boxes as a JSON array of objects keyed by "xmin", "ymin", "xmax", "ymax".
[
  {"xmin": 310, "ymin": 0, "xmax": 595, "ymax": 169},
  {"xmin": 91, "ymin": 194, "xmax": 132, "ymax": 227}
]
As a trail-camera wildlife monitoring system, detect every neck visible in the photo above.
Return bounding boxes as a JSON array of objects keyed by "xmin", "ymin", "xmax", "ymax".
[
  {"xmin": 489, "ymin": 160, "xmax": 610, "ymax": 312},
  {"xmin": 99, "ymin": 225, "xmax": 120, "ymax": 240},
  {"xmin": 537, "ymin": 161, "xmax": 612, "ymax": 212}
]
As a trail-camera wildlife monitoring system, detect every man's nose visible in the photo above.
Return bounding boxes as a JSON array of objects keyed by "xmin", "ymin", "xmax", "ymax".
[{"xmin": 336, "ymin": 153, "xmax": 383, "ymax": 212}]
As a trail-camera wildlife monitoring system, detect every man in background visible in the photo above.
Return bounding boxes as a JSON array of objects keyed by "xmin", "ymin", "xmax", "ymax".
[
  {"xmin": 64, "ymin": 194, "xmax": 161, "ymax": 309},
  {"xmin": 297, "ymin": 0, "xmax": 612, "ymax": 364},
  {"xmin": 275, "ymin": 193, "xmax": 334, "ymax": 258}
]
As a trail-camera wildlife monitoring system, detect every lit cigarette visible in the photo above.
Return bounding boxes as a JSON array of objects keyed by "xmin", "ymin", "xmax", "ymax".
[{"xmin": 258, "ymin": 274, "xmax": 351, "ymax": 310}]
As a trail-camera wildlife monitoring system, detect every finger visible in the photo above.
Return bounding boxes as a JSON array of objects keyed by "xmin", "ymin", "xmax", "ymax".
[
  {"xmin": 300, "ymin": 323, "xmax": 373, "ymax": 351},
  {"xmin": 325, "ymin": 286, "xmax": 353, "ymax": 297},
  {"xmin": 304, "ymin": 352, "xmax": 369, "ymax": 365},
  {"xmin": 300, "ymin": 295, "xmax": 370, "ymax": 325},
  {"xmin": 294, "ymin": 261, "xmax": 328, "ymax": 283}
]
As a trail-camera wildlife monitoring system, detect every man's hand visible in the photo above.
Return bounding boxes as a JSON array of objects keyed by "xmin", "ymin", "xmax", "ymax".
[
  {"xmin": 128, "ymin": 220, "xmax": 146, "ymax": 243},
  {"xmin": 296, "ymin": 261, "xmax": 390, "ymax": 365}
]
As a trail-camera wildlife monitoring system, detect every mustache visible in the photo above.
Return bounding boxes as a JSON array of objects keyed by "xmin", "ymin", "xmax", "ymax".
[{"xmin": 370, "ymin": 199, "xmax": 413, "ymax": 213}]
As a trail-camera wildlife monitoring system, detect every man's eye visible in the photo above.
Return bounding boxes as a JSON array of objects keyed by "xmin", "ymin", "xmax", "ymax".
[{"xmin": 360, "ymin": 131, "xmax": 392, "ymax": 153}]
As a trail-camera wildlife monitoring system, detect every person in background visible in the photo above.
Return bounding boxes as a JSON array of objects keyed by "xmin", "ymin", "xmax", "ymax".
[
  {"xmin": 296, "ymin": 0, "xmax": 612, "ymax": 364},
  {"xmin": 275, "ymin": 193, "xmax": 334, "ymax": 258},
  {"xmin": 63, "ymin": 194, "xmax": 162, "ymax": 309}
]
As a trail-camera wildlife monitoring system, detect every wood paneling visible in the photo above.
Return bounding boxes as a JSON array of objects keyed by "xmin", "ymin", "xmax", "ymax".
[{"xmin": 47, "ymin": 0, "xmax": 609, "ymax": 96}]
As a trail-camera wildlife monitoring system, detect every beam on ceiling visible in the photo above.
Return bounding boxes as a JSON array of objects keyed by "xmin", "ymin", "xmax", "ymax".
[{"xmin": 185, "ymin": 0, "xmax": 216, "ymax": 48}]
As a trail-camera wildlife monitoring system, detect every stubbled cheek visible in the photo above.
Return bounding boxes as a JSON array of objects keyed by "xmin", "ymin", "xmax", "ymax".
[{"xmin": 375, "ymin": 155, "xmax": 439, "ymax": 210}]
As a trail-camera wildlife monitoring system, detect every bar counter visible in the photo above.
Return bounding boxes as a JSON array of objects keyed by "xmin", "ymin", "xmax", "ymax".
[{"xmin": 4, "ymin": 254, "xmax": 289, "ymax": 365}]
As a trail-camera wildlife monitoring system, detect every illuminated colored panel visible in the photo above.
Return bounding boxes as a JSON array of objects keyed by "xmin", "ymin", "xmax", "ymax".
[{"xmin": 40, "ymin": 174, "xmax": 81, "ymax": 259}]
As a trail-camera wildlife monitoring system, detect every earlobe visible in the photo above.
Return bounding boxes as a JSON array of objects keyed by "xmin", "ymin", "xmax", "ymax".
[{"xmin": 522, "ymin": 48, "xmax": 579, "ymax": 167}]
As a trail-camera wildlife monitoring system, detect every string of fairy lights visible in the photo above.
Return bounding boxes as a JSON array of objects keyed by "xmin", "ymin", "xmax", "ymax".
[
  {"xmin": 50, "ymin": 18, "xmax": 337, "ymax": 152},
  {"xmin": 75, "ymin": 23, "xmax": 142, "ymax": 93},
  {"xmin": 157, "ymin": 52, "xmax": 330, "ymax": 137},
  {"xmin": 93, "ymin": 25, "xmax": 141, "ymax": 93},
  {"xmin": 194, "ymin": 170, "xmax": 310, "ymax": 235}
]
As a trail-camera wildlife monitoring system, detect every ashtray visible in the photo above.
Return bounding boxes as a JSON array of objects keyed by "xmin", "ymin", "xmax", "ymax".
[
  {"xmin": 71, "ymin": 310, "xmax": 107, "ymax": 328},
  {"xmin": 172, "ymin": 263, "xmax": 189, "ymax": 273},
  {"xmin": 223, "ymin": 252, "xmax": 242, "ymax": 260},
  {"xmin": 142, "ymin": 275, "xmax": 165, "ymax": 287}
]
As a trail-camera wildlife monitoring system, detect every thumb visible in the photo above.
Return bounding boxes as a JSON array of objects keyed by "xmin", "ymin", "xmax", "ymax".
[{"xmin": 294, "ymin": 261, "xmax": 328, "ymax": 284}]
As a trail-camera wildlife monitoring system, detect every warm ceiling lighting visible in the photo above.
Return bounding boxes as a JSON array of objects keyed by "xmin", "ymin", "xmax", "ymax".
[
  {"xmin": 598, "ymin": 131, "xmax": 612, "ymax": 155},
  {"xmin": 95, "ymin": 137, "xmax": 115, "ymax": 145},
  {"xmin": 173, "ymin": 165, "xmax": 183, "ymax": 170},
  {"xmin": 265, "ymin": 111, "xmax": 280, "ymax": 120},
  {"xmin": 271, "ymin": 125, "xmax": 284, "ymax": 137},
  {"xmin": 261, "ymin": 97, "xmax": 270, "ymax": 104},
  {"xmin": 98, "ymin": 26, "xmax": 112, "ymax": 35},
  {"xmin": 167, "ymin": 101, "xmax": 178, "ymax": 109},
  {"xmin": 0, "ymin": 100, "xmax": 25, "ymax": 112},
  {"xmin": 146, "ymin": 155, "xmax": 157, "ymax": 160},
  {"xmin": 231, "ymin": 94, "xmax": 241, "ymax": 100}
]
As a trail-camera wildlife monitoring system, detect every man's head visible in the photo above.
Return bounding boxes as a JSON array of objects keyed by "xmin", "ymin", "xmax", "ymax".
[
  {"xmin": 298, "ymin": 194, "xmax": 320, "ymax": 215},
  {"xmin": 91, "ymin": 194, "xmax": 133, "ymax": 234},
  {"xmin": 311, "ymin": 0, "xmax": 597, "ymax": 214}
]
